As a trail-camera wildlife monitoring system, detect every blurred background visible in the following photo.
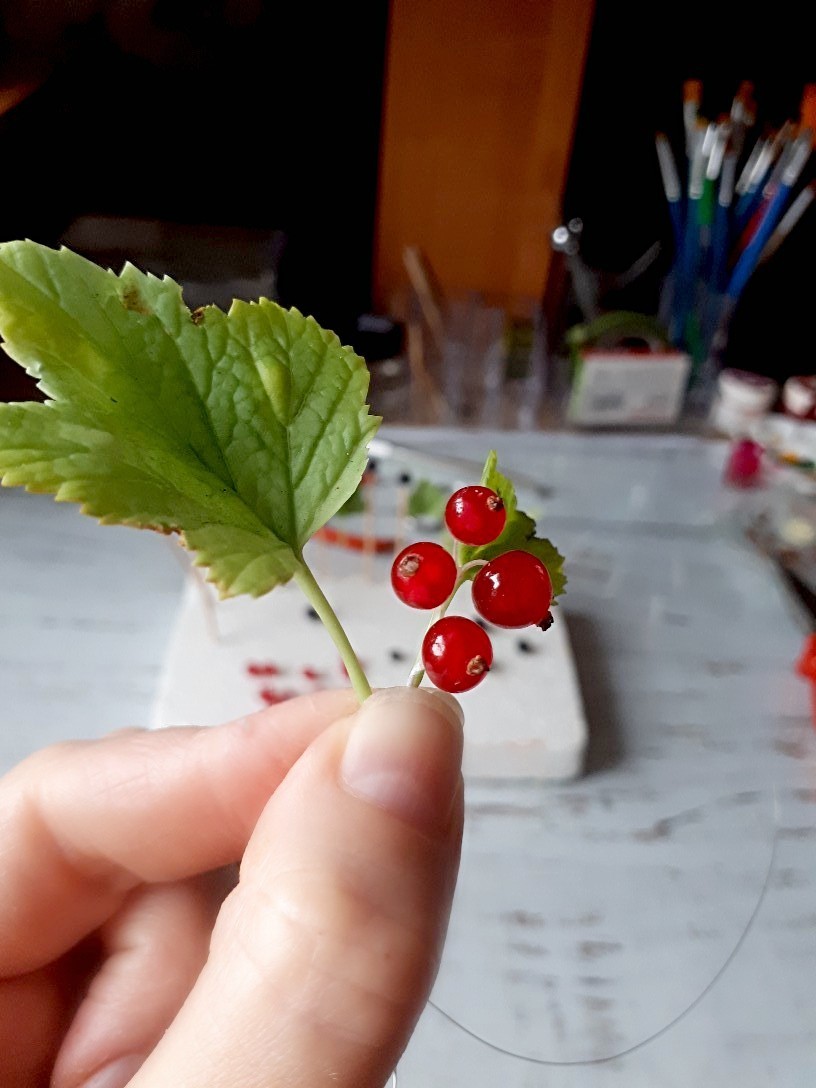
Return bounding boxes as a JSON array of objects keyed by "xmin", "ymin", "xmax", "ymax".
[
  {"xmin": 1, "ymin": 0, "xmax": 813, "ymax": 416},
  {"xmin": 2, "ymin": 6, "xmax": 816, "ymax": 1081}
]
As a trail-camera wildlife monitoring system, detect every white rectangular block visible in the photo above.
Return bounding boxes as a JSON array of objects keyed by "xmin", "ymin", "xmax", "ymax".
[{"xmin": 153, "ymin": 573, "xmax": 588, "ymax": 780}]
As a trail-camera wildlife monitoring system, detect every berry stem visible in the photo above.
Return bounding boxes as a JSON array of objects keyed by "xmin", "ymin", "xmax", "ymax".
[
  {"xmin": 458, "ymin": 559, "xmax": 489, "ymax": 577},
  {"xmin": 294, "ymin": 559, "xmax": 372, "ymax": 703},
  {"xmin": 407, "ymin": 559, "xmax": 487, "ymax": 688}
]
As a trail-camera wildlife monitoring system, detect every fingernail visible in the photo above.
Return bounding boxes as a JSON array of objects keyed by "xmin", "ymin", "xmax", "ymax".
[
  {"xmin": 340, "ymin": 687, "xmax": 464, "ymax": 836},
  {"xmin": 80, "ymin": 1054, "xmax": 146, "ymax": 1088}
]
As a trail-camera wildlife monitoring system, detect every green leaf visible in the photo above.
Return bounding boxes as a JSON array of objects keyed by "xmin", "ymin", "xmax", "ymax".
[
  {"xmin": 460, "ymin": 450, "xmax": 566, "ymax": 599},
  {"xmin": 407, "ymin": 478, "xmax": 447, "ymax": 521},
  {"xmin": 334, "ymin": 482, "xmax": 366, "ymax": 517},
  {"xmin": 0, "ymin": 241, "xmax": 380, "ymax": 597}
]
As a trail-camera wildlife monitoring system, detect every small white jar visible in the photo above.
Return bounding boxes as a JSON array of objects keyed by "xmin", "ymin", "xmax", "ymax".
[{"xmin": 710, "ymin": 368, "xmax": 778, "ymax": 436}]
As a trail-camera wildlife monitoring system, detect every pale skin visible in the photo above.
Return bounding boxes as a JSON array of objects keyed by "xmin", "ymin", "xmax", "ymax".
[{"xmin": 0, "ymin": 687, "xmax": 465, "ymax": 1088}]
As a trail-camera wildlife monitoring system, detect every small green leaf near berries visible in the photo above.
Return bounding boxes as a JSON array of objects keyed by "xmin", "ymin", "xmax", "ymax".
[
  {"xmin": 458, "ymin": 450, "xmax": 566, "ymax": 599},
  {"xmin": 407, "ymin": 478, "xmax": 447, "ymax": 521}
]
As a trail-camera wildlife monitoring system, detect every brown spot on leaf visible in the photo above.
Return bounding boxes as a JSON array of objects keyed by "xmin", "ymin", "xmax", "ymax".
[
  {"xmin": 190, "ymin": 307, "xmax": 206, "ymax": 325},
  {"xmin": 142, "ymin": 524, "xmax": 180, "ymax": 536},
  {"xmin": 121, "ymin": 286, "xmax": 150, "ymax": 314}
]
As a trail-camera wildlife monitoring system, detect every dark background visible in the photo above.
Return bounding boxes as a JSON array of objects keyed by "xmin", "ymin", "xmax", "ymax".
[
  {"xmin": 0, "ymin": 0, "xmax": 390, "ymax": 346},
  {"xmin": 1, "ymin": 0, "xmax": 814, "ymax": 392}
]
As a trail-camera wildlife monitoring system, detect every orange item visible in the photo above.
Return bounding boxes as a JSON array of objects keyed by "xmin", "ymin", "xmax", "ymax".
[
  {"xmin": 796, "ymin": 634, "xmax": 816, "ymax": 729},
  {"xmin": 374, "ymin": 0, "xmax": 595, "ymax": 307},
  {"xmin": 796, "ymin": 633, "xmax": 816, "ymax": 678},
  {"xmin": 315, "ymin": 525, "xmax": 395, "ymax": 554},
  {"xmin": 683, "ymin": 79, "xmax": 703, "ymax": 103},
  {"xmin": 800, "ymin": 84, "xmax": 816, "ymax": 134}
]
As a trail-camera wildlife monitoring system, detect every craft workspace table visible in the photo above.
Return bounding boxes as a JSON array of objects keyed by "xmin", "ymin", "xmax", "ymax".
[{"xmin": 1, "ymin": 428, "xmax": 814, "ymax": 1087}]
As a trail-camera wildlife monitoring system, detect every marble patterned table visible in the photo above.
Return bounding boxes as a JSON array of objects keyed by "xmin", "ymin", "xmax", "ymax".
[{"xmin": 1, "ymin": 429, "xmax": 814, "ymax": 1086}]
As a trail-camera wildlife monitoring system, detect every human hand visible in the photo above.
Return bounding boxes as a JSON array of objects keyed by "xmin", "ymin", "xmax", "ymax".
[{"xmin": 0, "ymin": 687, "xmax": 464, "ymax": 1088}]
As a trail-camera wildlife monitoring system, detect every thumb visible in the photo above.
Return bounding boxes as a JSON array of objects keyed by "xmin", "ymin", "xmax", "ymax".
[{"xmin": 133, "ymin": 687, "xmax": 464, "ymax": 1088}]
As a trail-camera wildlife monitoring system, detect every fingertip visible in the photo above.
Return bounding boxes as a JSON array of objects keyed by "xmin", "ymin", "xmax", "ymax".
[
  {"xmin": 340, "ymin": 686, "xmax": 464, "ymax": 838},
  {"xmin": 364, "ymin": 686, "xmax": 464, "ymax": 730}
]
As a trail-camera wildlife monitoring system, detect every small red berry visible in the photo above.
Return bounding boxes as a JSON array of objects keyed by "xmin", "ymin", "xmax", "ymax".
[
  {"xmin": 391, "ymin": 542, "xmax": 457, "ymax": 609},
  {"xmin": 445, "ymin": 485, "xmax": 506, "ymax": 545},
  {"xmin": 422, "ymin": 615, "xmax": 493, "ymax": 693},
  {"xmin": 472, "ymin": 550, "xmax": 552, "ymax": 628}
]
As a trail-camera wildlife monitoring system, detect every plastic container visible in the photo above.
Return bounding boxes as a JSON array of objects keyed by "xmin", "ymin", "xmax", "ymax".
[{"xmin": 710, "ymin": 368, "xmax": 778, "ymax": 436}]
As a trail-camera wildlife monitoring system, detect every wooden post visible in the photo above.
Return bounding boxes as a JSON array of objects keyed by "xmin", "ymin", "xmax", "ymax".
[{"xmin": 374, "ymin": 0, "xmax": 595, "ymax": 308}]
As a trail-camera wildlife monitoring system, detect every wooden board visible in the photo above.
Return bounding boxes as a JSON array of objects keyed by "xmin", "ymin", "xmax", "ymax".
[{"xmin": 374, "ymin": 0, "xmax": 596, "ymax": 306}]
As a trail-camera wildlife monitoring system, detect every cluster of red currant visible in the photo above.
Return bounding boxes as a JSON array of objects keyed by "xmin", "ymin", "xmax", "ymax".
[{"xmin": 391, "ymin": 485, "xmax": 554, "ymax": 694}]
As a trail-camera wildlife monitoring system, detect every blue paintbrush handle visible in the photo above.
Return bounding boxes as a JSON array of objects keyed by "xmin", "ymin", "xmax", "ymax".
[
  {"xmin": 727, "ymin": 183, "xmax": 791, "ymax": 301},
  {"xmin": 668, "ymin": 201, "xmax": 684, "ymax": 255},
  {"xmin": 734, "ymin": 186, "xmax": 767, "ymax": 234}
]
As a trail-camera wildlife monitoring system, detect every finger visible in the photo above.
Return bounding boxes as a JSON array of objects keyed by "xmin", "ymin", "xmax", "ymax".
[
  {"xmin": 51, "ymin": 868, "xmax": 236, "ymax": 1088},
  {"xmin": 0, "ymin": 940, "xmax": 98, "ymax": 1088},
  {"xmin": 0, "ymin": 689, "xmax": 356, "ymax": 974},
  {"xmin": 0, "ymin": 966, "xmax": 67, "ymax": 1087},
  {"xmin": 133, "ymin": 687, "xmax": 464, "ymax": 1088}
]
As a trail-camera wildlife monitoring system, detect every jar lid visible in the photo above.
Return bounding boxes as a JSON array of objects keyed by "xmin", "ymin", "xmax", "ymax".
[{"xmin": 717, "ymin": 368, "xmax": 778, "ymax": 412}]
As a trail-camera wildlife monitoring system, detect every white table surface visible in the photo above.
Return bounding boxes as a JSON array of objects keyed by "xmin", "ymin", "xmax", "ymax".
[{"xmin": 2, "ymin": 427, "xmax": 815, "ymax": 1086}]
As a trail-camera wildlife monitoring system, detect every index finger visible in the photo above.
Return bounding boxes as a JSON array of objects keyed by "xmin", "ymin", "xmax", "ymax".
[{"xmin": 0, "ymin": 689, "xmax": 357, "ymax": 975}]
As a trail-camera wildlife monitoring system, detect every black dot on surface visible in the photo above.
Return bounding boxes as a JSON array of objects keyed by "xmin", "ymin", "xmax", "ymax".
[
  {"xmin": 367, "ymin": 458, "xmax": 378, "ymax": 474},
  {"xmin": 389, "ymin": 648, "xmax": 407, "ymax": 662},
  {"xmin": 517, "ymin": 639, "xmax": 535, "ymax": 654},
  {"xmin": 398, "ymin": 471, "xmax": 412, "ymax": 485},
  {"xmin": 305, "ymin": 607, "xmax": 320, "ymax": 621}
]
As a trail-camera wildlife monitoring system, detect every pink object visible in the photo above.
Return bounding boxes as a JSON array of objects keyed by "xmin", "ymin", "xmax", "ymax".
[{"xmin": 723, "ymin": 438, "xmax": 764, "ymax": 488}]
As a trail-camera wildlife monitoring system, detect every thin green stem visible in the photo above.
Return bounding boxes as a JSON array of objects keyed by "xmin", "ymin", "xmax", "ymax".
[{"xmin": 294, "ymin": 559, "xmax": 372, "ymax": 703}]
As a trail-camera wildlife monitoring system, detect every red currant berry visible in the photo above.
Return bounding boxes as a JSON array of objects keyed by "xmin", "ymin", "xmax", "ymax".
[
  {"xmin": 422, "ymin": 615, "xmax": 493, "ymax": 693},
  {"xmin": 391, "ymin": 542, "xmax": 457, "ymax": 609},
  {"xmin": 472, "ymin": 550, "xmax": 552, "ymax": 628},
  {"xmin": 445, "ymin": 485, "xmax": 506, "ymax": 545}
]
